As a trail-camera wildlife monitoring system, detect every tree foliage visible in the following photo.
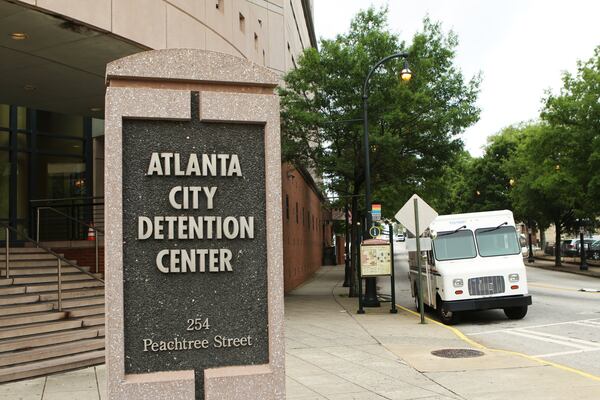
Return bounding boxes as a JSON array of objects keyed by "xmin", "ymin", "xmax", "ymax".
[{"xmin": 279, "ymin": 8, "xmax": 481, "ymax": 217}]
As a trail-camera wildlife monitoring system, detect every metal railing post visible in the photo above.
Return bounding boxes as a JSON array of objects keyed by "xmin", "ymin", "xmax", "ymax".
[
  {"xmin": 95, "ymin": 233, "xmax": 99, "ymax": 274},
  {"xmin": 5, "ymin": 228, "xmax": 9, "ymax": 279},
  {"xmin": 57, "ymin": 258, "xmax": 62, "ymax": 311},
  {"xmin": 36, "ymin": 207, "xmax": 40, "ymax": 244}
]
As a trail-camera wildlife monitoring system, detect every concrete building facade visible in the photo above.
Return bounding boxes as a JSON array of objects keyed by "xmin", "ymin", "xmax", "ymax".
[{"xmin": 0, "ymin": 0, "xmax": 327, "ymax": 292}]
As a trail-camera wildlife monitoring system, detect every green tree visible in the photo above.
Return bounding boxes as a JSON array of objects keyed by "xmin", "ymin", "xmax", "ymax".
[
  {"xmin": 279, "ymin": 8, "xmax": 480, "ymax": 291},
  {"xmin": 279, "ymin": 8, "xmax": 480, "ymax": 293},
  {"xmin": 542, "ymin": 46, "xmax": 600, "ymax": 221},
  {"xmin": 506, "ymin": 123, "xmax": 581, "ymax": 266},
  {"xmin": 433, "ymin": 125, "xmax": 523, "ymax": 216}
]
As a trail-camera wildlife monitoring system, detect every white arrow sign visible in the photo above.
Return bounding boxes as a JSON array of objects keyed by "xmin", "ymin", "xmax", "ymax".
[{"xmin": 395, "ymin": 194, "xmax": 438, "ymax": 236}]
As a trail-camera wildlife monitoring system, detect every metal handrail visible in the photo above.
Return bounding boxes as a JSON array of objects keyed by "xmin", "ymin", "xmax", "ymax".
[
  {"xmin": 30, "ymin": 195, "xmax": 104, "ymax": 204},
  {"xmin": 35, "ymin": 206, "xmax": 103, "ymax": 274},
  {"xmin": 1, "ymin": 223, "xmax": 104, "ymax": 312},
  {"xmin": 36, "ymin": 206, "xmax": 104, "ymax": 235}
]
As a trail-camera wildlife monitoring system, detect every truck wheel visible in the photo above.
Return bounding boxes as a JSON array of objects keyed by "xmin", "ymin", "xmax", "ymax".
[
  {"xmin": 438, "ymin": 301, "xmax": 459, "ymax": 325},
  {"xmin": 504, "ymin": 306, "xmax": 528, "ymax": 320}
]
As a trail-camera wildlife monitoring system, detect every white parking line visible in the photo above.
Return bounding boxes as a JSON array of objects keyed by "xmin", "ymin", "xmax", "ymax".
[
  {"xmin": 516, "ymin": 329, "xmax": 600, "ymax": 349},
  {"xmin": 573, "ymin": 321, "xmax": 600, "ymax": 329},
  {"xmin": 505, "ymin": 330, "xmax": 593, "ymax": 350},
  {"xmin": 533, "ymin": 348, "xmax": 600, "ymax": 358},
  {"xmin": 468, "ymin": 318, "xmax": 600, "ymax": 336}
]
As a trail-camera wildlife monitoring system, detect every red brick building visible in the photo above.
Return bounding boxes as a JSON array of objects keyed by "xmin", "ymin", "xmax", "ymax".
[{"xmin": 281, "ymin": 163, "xmax": 332, "ymax": 292}]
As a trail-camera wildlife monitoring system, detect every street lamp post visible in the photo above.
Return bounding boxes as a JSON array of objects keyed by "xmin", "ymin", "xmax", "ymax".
[
  {"xmin": 579, "ymin": 226, "xmax": 588, "ymax": 271},
  {"xmin": 361, "ymin": 52, "xmax": 412, "ymax": 307},
  {"xmin": 527, "ymin": 225, "xmax": 535, "ymax": 263}
]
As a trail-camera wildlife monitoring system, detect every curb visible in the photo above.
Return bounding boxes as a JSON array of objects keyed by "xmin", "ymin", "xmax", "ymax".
[{"xmin": 524, "ymin": 260, "xmax": 600, "ymax": 279}]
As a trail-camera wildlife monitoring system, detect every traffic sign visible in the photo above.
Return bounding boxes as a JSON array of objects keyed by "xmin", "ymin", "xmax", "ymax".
[
  {"xmin": 394, "ymin": 194, "xmax": 438, "ymax": 236},
  {"xmin": 372, "ymin": 203, "xmax": 381, "ymax": 221},
  {"xmin": 369, "ymin": 225, "xmax": 381, "ymax": 238}
]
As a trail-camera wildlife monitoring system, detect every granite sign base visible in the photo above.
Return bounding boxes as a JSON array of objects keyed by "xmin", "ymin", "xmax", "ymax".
[{"xmin": 104, "ymin": 49, "xmax": 285, "ymax": 400}]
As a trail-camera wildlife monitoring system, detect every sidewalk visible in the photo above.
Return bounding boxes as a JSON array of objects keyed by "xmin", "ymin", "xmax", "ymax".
[
  {"xmin": 525, "ymin": 257, "xmax": 600, "ymax": 278},
  {"xmin": 2, "ymin": 265, "xmax": 600, "ymax": 399}
]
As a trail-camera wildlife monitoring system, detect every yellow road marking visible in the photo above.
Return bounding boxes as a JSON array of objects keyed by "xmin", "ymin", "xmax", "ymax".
[
  {"xmin": 529, "ymin": 282, "xmax": 600, "ymax": 293},
  {"xmin": 395, "ymin": 304, "xmax": 600, "ymax": 382}
]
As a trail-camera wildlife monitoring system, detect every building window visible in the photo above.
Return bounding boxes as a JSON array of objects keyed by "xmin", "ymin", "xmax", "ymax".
[
  {"xmin": 295, "ymin": 202, "xmax": 298, "ymax": 224},
  {"xmin": 285, "ymin": 194, "xmax": 289, "ymax": 221},
  {"xmin": 302, "ymin": 207, "xmax": 305, "ymax": 225},
  {"xmin": 216, "ymin": 0, "xmax": 223, "ymax": 10}
]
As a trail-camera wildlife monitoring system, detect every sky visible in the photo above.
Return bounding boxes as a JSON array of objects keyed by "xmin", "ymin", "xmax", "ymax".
[{"xmin": 313, "ymin": 0, "xmax": 600, "ymax": 157}]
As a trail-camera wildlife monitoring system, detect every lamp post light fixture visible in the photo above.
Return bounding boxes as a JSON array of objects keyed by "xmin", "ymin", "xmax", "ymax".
[{"xmin": 361, "ymin": 52, "xmax": 411, "ymax": 308}]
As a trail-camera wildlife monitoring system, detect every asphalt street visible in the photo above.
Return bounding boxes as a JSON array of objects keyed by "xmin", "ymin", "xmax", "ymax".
[{"xmin": 377, "ymin": 243, "xmax": 600, "ymax": 377}]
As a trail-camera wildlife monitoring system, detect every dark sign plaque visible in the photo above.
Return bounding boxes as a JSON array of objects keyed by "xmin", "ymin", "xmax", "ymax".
[{"xmin": 121, "ymin": 94, "xmax": 268, "ymax": 400}]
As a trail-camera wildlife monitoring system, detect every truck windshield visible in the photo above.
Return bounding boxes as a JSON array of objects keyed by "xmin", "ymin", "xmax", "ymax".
[
  {"xmin": 433, "ymin": 230, "xmax": 477, "ymax": 261},
  {"xmin": 475, "ymin": 226, "xmax": 520, "ymax": 257}
]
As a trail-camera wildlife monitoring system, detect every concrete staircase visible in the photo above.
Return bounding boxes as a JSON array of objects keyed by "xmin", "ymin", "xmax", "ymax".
[{"xmin": 0, "ymin": 247, "xmax": 105, "ymax": 382}]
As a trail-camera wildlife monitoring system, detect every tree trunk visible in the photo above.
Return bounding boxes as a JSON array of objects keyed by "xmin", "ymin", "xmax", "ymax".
[
  {"xmin": 554, "ymin": 221, "xmax": 562, "ymax": 267},
  {"xmin": 349, "ymin": 195, "xmax": 359, "ymax": 297},
  {"xmin": 343, "ymin": 201, "xmax": 351, "ymax": 287}
]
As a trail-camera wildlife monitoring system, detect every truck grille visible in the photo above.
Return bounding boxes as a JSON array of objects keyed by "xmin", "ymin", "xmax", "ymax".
[{"xmin": 468, "ymin": 276, "xmax": 505, "ymax": 296}]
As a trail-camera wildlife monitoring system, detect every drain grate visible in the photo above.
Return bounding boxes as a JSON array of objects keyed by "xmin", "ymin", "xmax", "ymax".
[{"xmin": 431, "ymin": 349, "xmax": 484, "ymax": 358}]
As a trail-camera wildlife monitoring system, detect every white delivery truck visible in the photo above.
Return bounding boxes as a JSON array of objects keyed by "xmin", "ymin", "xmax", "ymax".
[{"xmin": 408, "ymin": 210, "xmax": 532, "ymax": 325}]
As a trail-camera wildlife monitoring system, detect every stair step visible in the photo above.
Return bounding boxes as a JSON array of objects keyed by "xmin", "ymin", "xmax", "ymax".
[
  {"xmin": 0, "ymin": 320, "xmax": 82, "ymax": 340},
  {"xmin": 67, "ymin": 305, "xmax": 105, "ymax": 318},
  {"xmin": 0, "ymin": 338, "xmax": 105, "ymax": 367},
  {"xmin": 25, "ymin": 280, "xmax": 104, "ymax": 293},
  {"xmin": 0, "ymin": 302, "xmax": 54, "ymax": 317},
  {"xmin": 0, "ymin": 260, "xmax": 78, "ymax": 268},
  {"xmin": 0, "ymin": 327, "xmax": 102, "ymax": 353},
  {"xmin": 0, "ymin": 279, "xmax": 14, "ymax": 286},
  {"xmin": 0, "ymin": 253, "xmax": 64, "ymax": 261},
  {"xmin": 39, "ymin": 287, "xmax": 105, "ymax": 301},
  {"xmin": 1, "ymin": 248, "xmax": 46, "ymax": 254},
  {"xmin": 1, "ymin": 266, "xmax": 90, "ymax": 277},
  {"xmin": 13, "ymin": 273, "xmax": 100, "ymax": 285},
  {"xmin": 80, "ymin": 315, "xmax": 104, "ymax": 327},
  {"xmin": 0, "ymin": 311, "xmax": 67, "ymax": 328},
  {"xmin": 0, "ymin": 286, "xmax": 26, "ymax": 296},
  {"xmin": 0, "ymin": 349, "xmax": 105, "ymax": 383},
  {"xmin": 0, "ymin": 293, "xmax": 40, "ymax": 306},
  {"xmin": 56, "ymin": 296, "xmax": 105, "ymax": 309}
]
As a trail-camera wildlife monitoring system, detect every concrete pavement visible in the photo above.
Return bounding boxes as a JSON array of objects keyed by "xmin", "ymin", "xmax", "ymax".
[{"xmin": 2, "ymin": 265, "xmax": 600, "ymax": 399}]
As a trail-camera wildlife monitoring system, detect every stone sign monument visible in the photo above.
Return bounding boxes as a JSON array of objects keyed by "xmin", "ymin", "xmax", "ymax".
[{"xmin": 104, "ymin": 49, "xmax": 284, "ymax": 399}]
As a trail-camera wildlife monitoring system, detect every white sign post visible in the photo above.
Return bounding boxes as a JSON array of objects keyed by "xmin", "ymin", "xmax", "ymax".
[{"xmin": 395, "ymin": 194, "xmax": 438, "ymax": 324}]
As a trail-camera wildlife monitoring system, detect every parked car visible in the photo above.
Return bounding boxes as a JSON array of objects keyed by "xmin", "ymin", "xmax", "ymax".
[
  {"xmin": 544, "ymin": 242, "xmax": 555, "ymax": 256},
  {"xmin": 561, "ymin": 238, "xmax": 595, "ymax": 257},
  {"xmin": 587, "ymin": 240, "xmax": 600, "ymax": 260}
]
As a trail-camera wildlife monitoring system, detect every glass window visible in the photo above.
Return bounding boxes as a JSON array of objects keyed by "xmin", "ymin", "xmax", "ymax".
[
  {"xmin": 36, "ymin": 135, "xmax": 83, "ymax": 156},
  {"xmin": 433, "ymin": 230, "xmax": 477, "ymax": 261},
  {"xmin": 16, "ymin": 107, "xmax": 26, "ymax": 130},
  {"xmin": 37, "ymin": 110, "xmax": 83, "ymax": 137},
  {"xmin": 475, "ymin": 226, "xmax": 521, "ymax": 257},
  {"xmin": 0, "ymin": 151, "xmax": 8, "ymax": 218},
  {"xmin": 0, "ymin": 104, "xmax": 8, "ymax": 129},
  {"xmin": 36, "ymin": 154, "xmax": 86, "ymax": 199}
]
